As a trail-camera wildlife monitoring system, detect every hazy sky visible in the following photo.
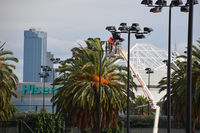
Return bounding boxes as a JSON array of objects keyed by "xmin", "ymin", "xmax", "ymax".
[{"xmin": 0, "ymin": 0, "xmax": 199, "ymax": 81}]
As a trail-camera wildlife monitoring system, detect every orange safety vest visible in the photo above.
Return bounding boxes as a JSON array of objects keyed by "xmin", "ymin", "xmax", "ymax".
[{"xmin": 108, "ymin": 37, "xmax": 114, "ymax": 44}]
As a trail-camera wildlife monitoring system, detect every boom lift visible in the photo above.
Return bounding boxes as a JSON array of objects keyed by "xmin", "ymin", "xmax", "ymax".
[
  {"xmin": 120, "ymin": 48, "xmax": 160, "ymax": 133},
  {"xmin": 106, "ymin": 40, "xmax": 160, "ymax": 133},
  {"xmin": 106, "ymin": 34, "xmax": 160, "ymax": 133}
]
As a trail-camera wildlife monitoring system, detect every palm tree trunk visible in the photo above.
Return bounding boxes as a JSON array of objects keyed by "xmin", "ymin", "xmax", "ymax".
[
  {"xmin": 81, "ymin": 130, "xmax": 87, "ymax": 133},
  {"xmin": 91, "ymin": 127, "xmax": 98, "ymax": 133},
  {"xmin": 192, "ymin": 119, "xmax": 196, "ymax": 133}
]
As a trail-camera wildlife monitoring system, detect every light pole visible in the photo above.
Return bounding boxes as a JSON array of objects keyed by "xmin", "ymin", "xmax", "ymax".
[
  {"xmin": 186, "ymin": 0, "xmax": 198, "ymax": 132},
  {"xmin": 39, "ymin": 65, "xmax": 51, "ymax": 110},
  {"xmin": 98, "ymin": 49, "xmax": 102, "ymax": 133},
  {"xmin": 106, "ymin": 23, "xmax": 152, "ymax": 133},
  {"xmin": 50, "ymin": 57, "xmax": 62, "ymax": 114},
  {"xmin": 87, "ymin": 38, "xmax": 106, "ymax": 133},
  {"xmin": 140, "ymin": 0, "xmax": 197, "ymax": 132},
  {"xmin": 145, "ymin": 68, "xmax": 154, "ymax": 115},
  {"xmin": 39, "ymin": 65, "xmax": 51, "ymax": 132}
]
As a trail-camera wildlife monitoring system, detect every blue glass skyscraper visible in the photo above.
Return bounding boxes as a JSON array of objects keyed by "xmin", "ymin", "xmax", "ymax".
[{"xmin": 23, "ymin": 28, "xmax": 49, "ymax": 82}]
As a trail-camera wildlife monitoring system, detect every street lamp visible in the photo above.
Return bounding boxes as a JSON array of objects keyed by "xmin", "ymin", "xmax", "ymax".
[
  {"xmin": 39, "ymin": 65, "xmax": 51, "ymax": 110},
  {"xmin": 39, "ymin": 65, "xmax": 51, "ymax": 132},
  {"xmin": 50, "ymin": 57, "xmax": 62, "ymax": 114},
  {"xmin": 106, "ymin": 23, "xmax": 152, "ymax": 133},
  {"xmin": 145, "ymin": 68, "xmax": 154, "ymax": 115},
  {"xmin": 140, "ymin": 0, "xmax": 198, "ymax": 132},
  {"xmin": 86, "ymin": 38, "xmax": 107, "ymax": 133},
  {"xmin": 186, "ymin": 0, "xmax": 198, "ymax": 132}
]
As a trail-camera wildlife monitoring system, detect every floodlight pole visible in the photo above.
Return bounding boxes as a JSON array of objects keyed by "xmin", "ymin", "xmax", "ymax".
[
  {"xmin": 148, "ymin": 72, "xmax": 150, "ymax": 115},
  {"xmin": 141, "ymin": 4, "xmax": 180, "ymax": 133},
  {"xmin": 127, "ymin": 30, "xmax": 131, "ymax": 133},
  {"xmin": 50, "ymin": 58, "xmax": 61, "ymax": 114},
  {"xmin": 52, "ymin": 68, "xmax": 55, "ymax": 114},
  {"xmin": 39, "ymin": 66, "xmax": 51, "ymax": 133},
  {"xmin": 186, "ymin": 0, "xmax": 193, "ymax": 132},
  {"xmin": 106, "ymin": 24, "xmax": 151, "ymax": 133},
  {"xmin": 43, "ymin": 75, "xmax": 45, "ymax": 110},
  {"xmin": 98, "ymin": 50, "xmax": 102, "ymax": 133},
  {"xmin": 145, "ymin": 68, "xmax": 153, "ymax": 115},
  {"xmin": 167, "ymin": 5, "xmax": 172, "ymax": 133}
]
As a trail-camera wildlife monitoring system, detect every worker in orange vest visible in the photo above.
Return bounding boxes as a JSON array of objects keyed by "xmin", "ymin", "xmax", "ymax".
[{"xmin": 108, "ymin": 37, "xmax": 114, "ymax": 53}]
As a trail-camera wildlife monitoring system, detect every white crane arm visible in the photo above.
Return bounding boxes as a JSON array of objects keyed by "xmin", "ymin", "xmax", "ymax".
[{"xmin": 120, "ymin": 48, "xmax": 160, "ymax": 133}]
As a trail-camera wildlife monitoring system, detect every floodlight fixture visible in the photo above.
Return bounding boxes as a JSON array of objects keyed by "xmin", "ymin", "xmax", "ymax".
[
  {"xmin": 194, "ymin": 0, "xmax": 198, "ymax": 4},
  {"xmin": 130, "ymin": 26, "xmax": 141, "ymax": 31},
  {"xmin": 59, "ymin": 61, "xmax": 64, "ymax": 64},
  {"xmin": 163, "ymin": 59, "xmax": 168, "ymax": 64},
  {"xmin": 144, "ymin": 27, "xmax": 153, "ymax": 33},
  {"xmin": 130, "ymin": 23, "xmax": 141, "ymax": 31},
  {"xmin": 87, "ymin": 38, "xmax": 93, "ymax": 40},
  {"xmin": 46, "ymin": 66, "xmax": 52, "ymax": 71},
  {"xmin": 50, "ymin": 58, "xmax": 54, "ymax": 61},
  {"xmin": 106, "ymin": 26, "xmax": 116, "ymax": 32},
  {"xmin": 155, "ymin": 0, "xmax": 167, "ymax": 6},
  {"xmin": 56, "ymin": 58, "xmax": 60, "ymax": 61},
  {"xmin": 171, "ymin": 0, "xmax": 183, "ymax": 6},
  {"xmin": 130, "ymin": 27, "xmax": 141, "ymax": 32},
  {"xmin": 145, "ymin": 68, "xmax": 151, "ymax": 71},
  {"xmin": 145, "ymin": 68, "xmax": 154, "ymax": 74},
  {"xmin": 39, "ymin": 72, "xmax": 43, "ymax": 76},
  {"xmin": 131, "ymin": 23, "xmax": 139, "ymax": 27},
  {"xmin": 141, "ymin": 0, "xmax": 153, "ymax": 5},
  {"xmin": 186, "ymin": 0, "xmax": 198, "ymax": 5},
  {"xmin": 112, "ymin": 32, "xmax": 121, "ymax": 40},
  {"xmin": 118, "ymin": 26, "xmax": 129, "ymax": 32},
  {"xmin": 180, "ymin": 5, "xmax": 189, "ymax": 12},
  {"xmin": 135, "ymin": 33, "xmax": 145, "ymax": 39},
  {"xmin": 120, "ymin": 23, "xmax": 127, "ymax": 27},
  {"xmin": 150, "ymin": 7, "xmax": 162, "ymax": 13}
]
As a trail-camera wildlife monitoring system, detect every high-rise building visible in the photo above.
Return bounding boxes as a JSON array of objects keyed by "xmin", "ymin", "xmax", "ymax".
[
  {"xmin": 23, "ymin": 28, "xmax": 51, "ymax": 82},
  {"xmin": 45, "ymin": 52, "xmax": 54, "ymax": 82}
]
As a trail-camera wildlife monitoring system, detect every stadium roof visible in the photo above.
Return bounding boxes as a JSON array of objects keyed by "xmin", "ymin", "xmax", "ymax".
[{"xmin": 130, "ymin": 43, "xmax": 168, "ymax": 70}]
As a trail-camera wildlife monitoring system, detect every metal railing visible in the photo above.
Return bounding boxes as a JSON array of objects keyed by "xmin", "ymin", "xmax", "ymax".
[
  {"xmin": 0, "ymin": 120, "xmax": 34, "ymax": 133},
  {"xmin": 15, "ymin": 105, "xmax": 53, "ymax": 113}
]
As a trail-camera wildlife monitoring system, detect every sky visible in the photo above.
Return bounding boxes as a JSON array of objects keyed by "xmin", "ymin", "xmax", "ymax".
[{"xmin": 0, "ymin": 0, "xmax": 199, "ymax": 81}]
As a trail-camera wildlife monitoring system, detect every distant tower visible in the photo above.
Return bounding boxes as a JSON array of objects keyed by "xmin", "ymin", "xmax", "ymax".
[
  {"xmin": 45, "ymin": 52, "xmax": 54, "ymax": 82},
  {"xmin": 23, "ymin": 28, "xmax": 47, "ymax": 82}
]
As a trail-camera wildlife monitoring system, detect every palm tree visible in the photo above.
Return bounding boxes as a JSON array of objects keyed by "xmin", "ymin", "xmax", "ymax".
[
  {"xmin": 52, "ymin": 38, "xmax": 136, "ymax": 132},
  {"xmin": 134, "ymin": 95, "xmax": 149, "ymax": 115},
  {"xmin": 158, "ymin": 38, "xmax": 200, "ymax": 133},
  {"xmin": 0, "ymin": 42, "xmax": 18, "ymax": 120}
]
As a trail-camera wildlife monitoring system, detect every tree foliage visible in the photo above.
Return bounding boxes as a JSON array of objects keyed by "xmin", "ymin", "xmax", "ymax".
[
  {"xmin": 51, "ymin": 38, "xmax": 136, "ymax": 132},
  {"xmin": 0, "ymin": 42, "xmax": 18, "ymax": 120},
  {"xmin": 134, "ymin": 95, "xmax": 149, "ymax": 115},
  {"xmin": 158, "ymin": 38, "xmax": 200, "ymax": 133}
]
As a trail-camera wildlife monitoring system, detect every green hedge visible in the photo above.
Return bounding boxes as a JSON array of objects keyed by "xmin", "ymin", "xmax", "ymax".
[
  {"xmin": 13, "ymin": 110, "xmax": 72, "ymax": 133},
  {"xmin": 119, "ymin": 115, "xmax": 200, "ymax": 129},
  {"xmin": 12, "ymin": 112, "xmax": 200, "ymax": 132}
]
